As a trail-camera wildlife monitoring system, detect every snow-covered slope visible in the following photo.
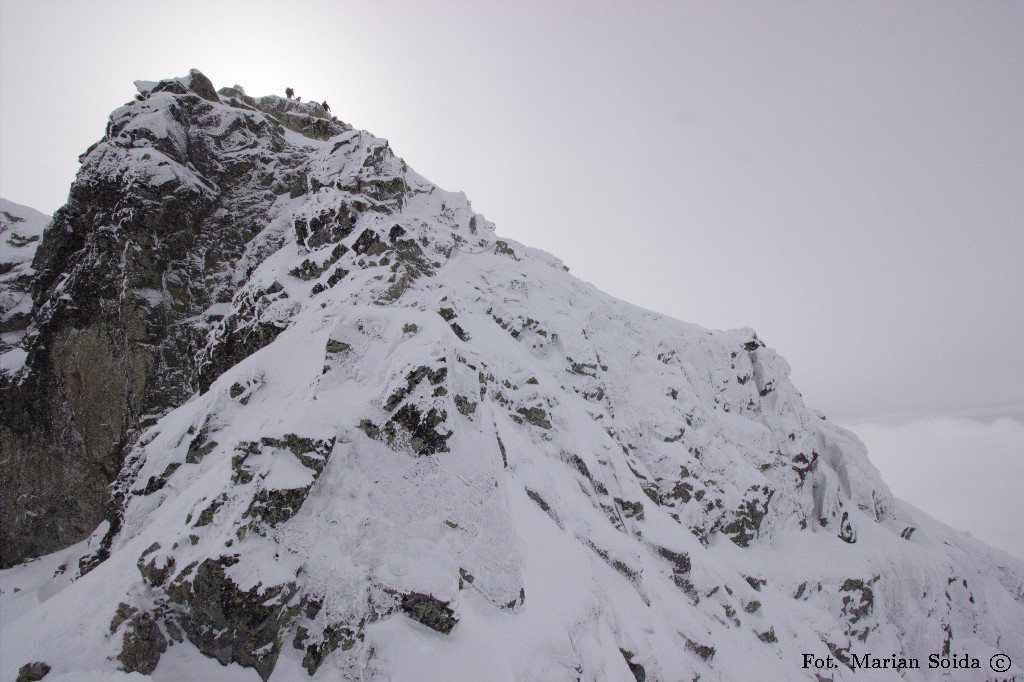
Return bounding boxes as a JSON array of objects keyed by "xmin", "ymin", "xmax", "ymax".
[
  {"xmin": 0, "ymin": 198, "xmax": 49, "ymax": 366},
  {"xmin": 1, "ymin": 71, "xmax": 1022, "ymax": 682}
]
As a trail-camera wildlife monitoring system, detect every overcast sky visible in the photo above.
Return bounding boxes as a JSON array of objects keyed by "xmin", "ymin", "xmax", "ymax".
[
  {"xmin": 2, "ymin": 2, "xmax": 1021, "ymax": 555},
  {"xmin": 851, "ymin": 414, "xmax": 1024, "ymax": 561}
]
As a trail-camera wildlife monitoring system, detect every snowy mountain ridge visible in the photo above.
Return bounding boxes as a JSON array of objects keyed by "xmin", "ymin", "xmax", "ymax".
[{"xmin": 1, "ymin": 70, "xmax": 1022, "ymax": 681}]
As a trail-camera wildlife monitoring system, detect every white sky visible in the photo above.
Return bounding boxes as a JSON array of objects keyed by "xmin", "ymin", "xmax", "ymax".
[
  {"xmin": 1, "ymin": 1, "xmax": 1022, "ymax": 554},
  {"xmin": 851, "ymin": 415, "xmax": 1024, "ymax": 560}
]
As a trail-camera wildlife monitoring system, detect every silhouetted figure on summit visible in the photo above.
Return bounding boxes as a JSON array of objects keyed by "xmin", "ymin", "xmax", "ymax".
[
  {"xmin": 285, "ymin": 87, "xmax": 294, "ymax": 99},
  {"xmin": 322, "ymin": 101, "xmax": 331, "ymax": 113}
]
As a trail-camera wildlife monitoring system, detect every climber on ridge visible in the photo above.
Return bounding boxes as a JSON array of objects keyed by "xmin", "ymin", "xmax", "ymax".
[
  {"xmin": 322, "ymin": 101, "xmax": 331, "ymax": 113},
  {"xmin": 285, "ymin": 87, "xmax": 294, "ymax": 99}
]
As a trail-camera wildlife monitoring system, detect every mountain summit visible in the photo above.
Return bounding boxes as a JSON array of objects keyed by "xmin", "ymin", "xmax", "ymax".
[{"xmin": 1, "ymin": 70, "xmax": 1021, "ymax": 681}]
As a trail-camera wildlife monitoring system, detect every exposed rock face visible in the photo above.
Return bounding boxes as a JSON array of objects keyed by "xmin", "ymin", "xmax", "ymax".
[
  {"xmin": 0, "ymin": 70, "xmax": 351, "ymax": 567},
  {"xmin": 15, "ymin": 661, "xmax": 51, "ymax": 682},
  {"xmin": 1, "ymin": 71, "xmax": 1022, "ymax": 681}
]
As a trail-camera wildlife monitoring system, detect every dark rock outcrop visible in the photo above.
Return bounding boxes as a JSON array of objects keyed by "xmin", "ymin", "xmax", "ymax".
[
  {"xmin": 0, "ymin": 70, "xmax": 351, "ymax": 567},
  {"xmin": 16, "ymin": 662, "xmax": 51, "ymax": 682}
]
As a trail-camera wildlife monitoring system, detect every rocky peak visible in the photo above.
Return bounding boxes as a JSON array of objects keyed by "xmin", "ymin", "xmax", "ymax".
[
  {"xmin": 1, "ymin": 68, "xmax": 390, "ymax": 566},
  {"xmin": 1, "ymin": 72, "xmax": 1021, "ymax": 681}
]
